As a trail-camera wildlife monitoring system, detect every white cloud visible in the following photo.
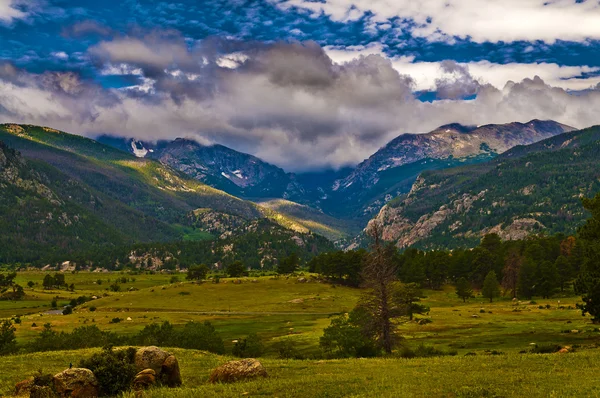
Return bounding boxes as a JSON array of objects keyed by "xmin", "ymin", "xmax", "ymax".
[
  {"xmin": 0, "ymin": 0, "xmax": 26, "ymax": 23},
  {"xmin": 274, "ymin": 0, "xmax": 600, "ymax": 43},
  {"xmin": 325, "ymin": 45, "xmax": 600, "ymax": 92}
]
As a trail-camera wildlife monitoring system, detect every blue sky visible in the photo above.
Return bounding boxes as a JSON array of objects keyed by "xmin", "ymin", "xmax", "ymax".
[{"xmin": 2, "ymin": 0, "xmax": 600, "ymax": 170}]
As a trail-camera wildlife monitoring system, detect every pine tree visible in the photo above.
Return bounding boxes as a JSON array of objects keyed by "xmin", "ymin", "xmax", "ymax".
[
  {"xmin": 482, "ymin": 271, "xmax": 501, "ymax": 303},
  {"xmin": 455, "ymin": 277, "xmax": 473, "ymax": 302},
  {"xmin": 359, "ymin": 222, "xmax": 401, "ymax": 354},
  {"xmin": 517, "ymin": 258, "xmax": 537, "ymax": 299}
]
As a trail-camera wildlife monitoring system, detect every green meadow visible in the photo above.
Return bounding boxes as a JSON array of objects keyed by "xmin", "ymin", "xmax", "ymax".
[
  {"xmin": 3, "ymin": 348, "xmax": 600, "ymax": 397},
  {"xmin": 2, "ymin": 272, "xmax": 600, "ymax": 397}
]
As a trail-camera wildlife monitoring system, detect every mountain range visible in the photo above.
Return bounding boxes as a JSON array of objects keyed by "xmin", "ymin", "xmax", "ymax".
[
  {"xmin": 98, "ymin": 119, "xmax": 573, "ymax": 221},
  {"xmin": 0, "ymin": 118, "xmax": 588, "ymax": 266}
]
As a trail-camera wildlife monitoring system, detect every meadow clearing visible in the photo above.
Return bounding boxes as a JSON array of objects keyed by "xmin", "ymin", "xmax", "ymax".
[{"xmin": 2, "ymin": 272, "xmax": 600, "ymax": 397}]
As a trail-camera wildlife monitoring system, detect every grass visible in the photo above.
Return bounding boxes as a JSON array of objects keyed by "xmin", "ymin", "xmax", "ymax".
[
  {"xmin": 3, "ymin": 273, "xmax": 600, "ymax": 396},
  {"xmin": 3, "ymin": 348, "xmax": 600, "ymax": 397},
  {"xmin": 4, "ymin": 274, "xmax": 600, "ymax": 356}
]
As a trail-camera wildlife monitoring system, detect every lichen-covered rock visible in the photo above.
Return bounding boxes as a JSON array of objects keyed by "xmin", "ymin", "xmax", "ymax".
[
  {"xmin": 161, "ymin": 355, "xmax": 182, "ymax": 387},
  {"xmin": 134, "ymin": 346, "xmax": 170, "ymax": 374},
  {"xmin": 53, "ymin": 368, "xmax": 98, "ymax": 398},
  {"xmin": 209, "ymin": 359, "xmax": 268, "ymax": 383},
  {"xmin": 132, "ymin": 369, "xmax": 156, "ymax": 391},
  {"xmin": 14, "ymin": 378, "xmax": 33, "ymax": 396}
]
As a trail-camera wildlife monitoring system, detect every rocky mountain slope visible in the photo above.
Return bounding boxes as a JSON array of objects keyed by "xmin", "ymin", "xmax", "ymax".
[
  {"xmin": 368, "ymin": 125, "xmax": 600, "ymax": 250},
  {"xmin": 100, "ymin": 120, "xmax": 573, "ymax": 221},
  {"xmin": 329, "ymin": 120, "xmax": 575, "ymax": 217}
]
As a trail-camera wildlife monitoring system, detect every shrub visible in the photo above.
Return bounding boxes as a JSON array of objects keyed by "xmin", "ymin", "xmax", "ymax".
[
  {"xmin": 0, "ymin": 320, "xmax": 17, "ymax": 355},
  {"xmin": 398, "ymin": 344, "xmax": 457, "ymax": 359},
  {"xmin": 232, "ymin": 333, "xmax": 265, "ymax": 358},
  {"xmin": 79, "ymin": 346, "xmax": 137, "ymax": 397},
  {"xmin": 110, "ymin": 318, "xmax": 122, "ymax": 324},
  {"xmin": 275, "ymin": 340, "xmax": 305, "ymax": 359},
  {"xmin": 177, "ymin": 321, "xmax": 225, "ymax": 354},
  {"xmin": 320, "ymin": 312, "xmax": 380, "ymax": 358},
  {"xmin": 530, "ymin": 344, "xmax": 562, "ymax": 354},
  {"xmin": 62, "ymin": 306, "xmax": 73, "ymax": 315},
  {"xmin": 89, "ymin": 306, "xmax": 96, "ymax": 312}
]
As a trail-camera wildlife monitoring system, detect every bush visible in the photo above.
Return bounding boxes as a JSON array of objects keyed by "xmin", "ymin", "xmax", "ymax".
[
  {"xmin": 132, "ymin": 321, "xmax": 225, "ymax": 354},
  {"xmin": 110, "ymin": 318, "xmax": 122, "ymax": 324},
  {"xmin": 232, "ymin": 333, "xmax": 265, "ymax": 358},
  {"xmin": 62, "ymin": 306, "xmax": 73, "ymax": 315},
  {"xmin": 320, "ymin": 312, "xmax": 380, "ymax": 358},
  {"xmin": 89, "ymin": 306, "xmax": 96, "ymax": 312},
  {"xmin": 530, "ymin": 344, "xmax": 562, "ymax": 354},
  {"xmin": 398, "ymin": 344, "xmax": 457, "ymax": 359},
  {"xmin": 275, "ymin": 340, "xmax": 304, "ymax": 359},
  {"xmin": 0, "ymin": 320, "xmax": 17, "ymax": 355},
  {"xmin": 79, "ymin": 346, "xmax": 137, "ymax": 397}
]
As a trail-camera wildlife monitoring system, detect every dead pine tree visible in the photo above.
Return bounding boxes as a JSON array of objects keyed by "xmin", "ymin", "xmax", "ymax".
[
  {"xmin": 502, "ymin": 250, "xmax": 522, "ymax": 299},
  {"xmin": 359, "ymin": 221, "xmax": 400, "ymax": 354}
]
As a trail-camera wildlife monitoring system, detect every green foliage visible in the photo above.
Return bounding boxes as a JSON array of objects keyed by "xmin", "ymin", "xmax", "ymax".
[
  {"xmin": 133, "ymin": 321, "xmax": 225, "ymax": 354},
  {"xmin": 227, "ymin": 261, "xmax": 246, "ymax": 278},
  {"xmin": 398, "ymin": 344, "xmax": 458, "ymax": 359},
  {"xmin": 186, "ymin": 264, "xmax": 209, "ymax": 281},
  {"xmin": 275, "ymin": 340, "xmax": 304, "ymax": 360},
  {"xmin": 309, "ymin": 249, "xmax": 365, "ymax": 287},
  {"xmin": 320, "ymin": 310, "xmax": 380, "ymax": 358},
  {"xmin": 455, "ymin": 277, "xmax": 474, "ymax": 302},
  {"xmin": 29, "ymin": 324, "xmax": 119, "ymax": 352},
  {"xmin": 0, "ymin": 320, "xmax": 17, "ymax": 355},
  {"xmin": 232, "ymin": 333, "xmax": 265, "ymax": 358},
  {"xmin": 482, "ymin": 271, "xmax": 501, "ymax": 303},
  {"xmin": 62, "ymin": 306, "xmax": 73, "ymax": 315},
  {"xmin": 394, "ymin": 283, "xmax": 429, "ymax": 320},
  {"xmin": 277, "ymin": 253, "xmax": 300, "ymax": 274},
  {"xmin": 78, "ymin": 346, "xmax": 137, "ymax": 397}
]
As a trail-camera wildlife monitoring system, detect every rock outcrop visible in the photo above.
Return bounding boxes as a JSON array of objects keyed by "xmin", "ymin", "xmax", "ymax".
[
  {"xmin": 209, "ymin": 359, "xmax": 268, "ymax": 383},
  {"xmin": 132, "ymin": 369, "xmax": 156, "ymax": 391},
  {"xmin": 53, "ymin": 368, "xmax": 99, "ymax": 398},
  {"xmin": 134, "ymin": 346, "xmax": 182, "ymax": 388}
]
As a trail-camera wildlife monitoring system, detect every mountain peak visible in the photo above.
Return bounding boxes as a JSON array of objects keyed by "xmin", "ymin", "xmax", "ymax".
[{"xmin": 436, "ymin": 123, "xmax": 478, "ymax": 134}]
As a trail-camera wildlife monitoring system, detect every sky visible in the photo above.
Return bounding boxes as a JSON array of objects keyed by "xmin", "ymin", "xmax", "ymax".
[{"xmin": 2, "ymin": 0, "xmax": 600, "ymax": 171}]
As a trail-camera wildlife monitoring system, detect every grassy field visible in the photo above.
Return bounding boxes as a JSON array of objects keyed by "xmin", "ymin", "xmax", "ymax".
[
  {"xmin": 3, "ymin": 347, "xmax": 600, "ymax": 397},
  {"xmin": 3, "ymin": 273, "xmax": 600, "ymax": 356}
]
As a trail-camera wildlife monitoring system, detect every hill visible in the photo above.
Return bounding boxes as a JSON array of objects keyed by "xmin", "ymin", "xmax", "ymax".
[
  {"xmin": 369, "ymin": 125, "xmax": 600, "ymax": 249},
  {"xmin": 0, "ymin": 125, "xmax": 335, "ymax": 265}
]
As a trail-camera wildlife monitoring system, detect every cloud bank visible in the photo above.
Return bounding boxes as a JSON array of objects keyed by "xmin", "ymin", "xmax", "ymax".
[
  {"xmin": 3, "ymin": 36, "xmax": 600, "ymax": 171},
  {"xmin": 273, "ymin": 0, "xmax": 600, "ymax": 44}
]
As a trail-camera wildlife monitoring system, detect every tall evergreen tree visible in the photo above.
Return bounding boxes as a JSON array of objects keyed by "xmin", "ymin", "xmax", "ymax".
[
  {"xmin": 455, "ymin": 277, "xmax": 474, "ymax": 302},
  {"xmin": 482, "ymin": 271, "xmax": 501, "ymax": 303}
]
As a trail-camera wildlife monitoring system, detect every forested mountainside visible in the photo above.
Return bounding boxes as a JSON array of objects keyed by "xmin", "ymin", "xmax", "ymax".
[
  {"xmin": 369, "ymin": 126, "xmax": 600, "ymax": 250},
  {"xmin": 0, "ymin": 124, "xmax": 335, "ymax": 266}
]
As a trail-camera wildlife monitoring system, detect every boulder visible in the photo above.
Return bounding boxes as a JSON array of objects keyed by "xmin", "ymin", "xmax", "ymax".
[
  {"xmin": 209, "ymin": 359, "xmax": 268, "ymax": 383},
  {"xmin": 161, "ymin": 355, "xmax": 182, "ymax": 387},
  {"xmin": 132, "ymin": 369, "xmax": 156, "ymax": 391},
  {"xmin": 297, "ymin": 277, "xmax": 307, "ymax": 283},
  {"xmin": 14, "ymin": 378, "xmax": 33, "ymax": 397},
  {"xmin": 135, "ymin": 346, "xmax": 170, "ymax": 373},
  {"xmin": 558, "ymin": 346, "xmax": 573, "ymax": 354},
  {"xmin": 53, "ymin": 368, "xmax": 99, "ymax": 398}
]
